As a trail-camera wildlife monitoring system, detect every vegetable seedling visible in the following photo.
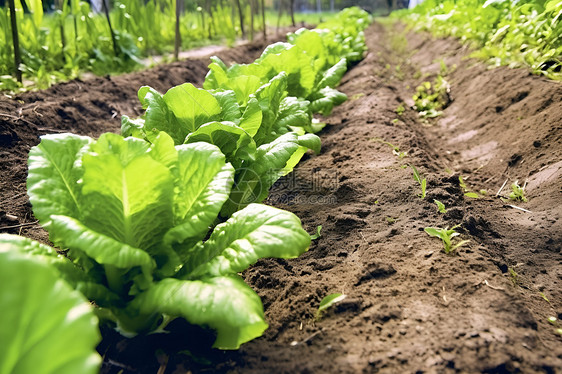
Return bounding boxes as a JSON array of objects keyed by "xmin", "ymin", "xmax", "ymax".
[
  {"xmin": 509, "ymin": 180, "xmax": 528, "ymax": 202},
  {"xmin": 410, "ymin": 165, "xmax": 427, "ymax": 199},
  {"xmin": 310, "ymin": 225, "xmax": 322, "ymax": 240},
  {"xmin": 424, "ymin": 225, "xmax": 469, "ymax": 254},
  {"xmin": 315, "ymin": 293, "xmax": 346, "ymax": 321},
  {"xmin": 508, "ymin": 268, "xmax": 519, "ymax": 286},
  {"xmin": 372, "ymin": 138, "xmax": 407, "ymax": 158},
  {"xmin": 434, "ymin": 199, "xmax": 446, "ymax": 213},
  {"xmin": 459, "ymin": 176, "xmax": 481, "ymax": 198}
]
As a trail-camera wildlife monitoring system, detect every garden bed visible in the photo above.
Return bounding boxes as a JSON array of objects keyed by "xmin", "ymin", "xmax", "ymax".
[{"xmin": 1, "ymin": 21, "xmax": 561, "ymax": 373}]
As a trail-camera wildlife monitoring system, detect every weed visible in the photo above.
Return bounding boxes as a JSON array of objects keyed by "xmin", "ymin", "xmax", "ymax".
[
  {"xmin": 351, "ymin": 93, "xmax": 365, "ymax": 100},
  {"xmin": 386, "ymin": 217, "xmax": 397, "ymax": 224},
  {"xmin": 410, "ymin": 165, "xmax": 427, "ymax": 199},
  {"xmin": 391, "ymin": 118, "xmax": 399, "ymax": 124},
  {"xmin": 424, "ymin": 225, "xmax": 469, "ymax": 254},
  {"xmin": 395, "ymin": 103, "xmax": 405, "ymax": 116}
]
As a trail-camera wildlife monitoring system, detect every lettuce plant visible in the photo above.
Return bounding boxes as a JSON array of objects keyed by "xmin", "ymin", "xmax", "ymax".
[
  {"xmin": 27, "ymin": 132, "xmax": 311, "ymax": 349},
  {"xmin": 121, "ymin": 78, "xmax": 321, "ymax": 215},
  {"xmin": 0, "ymin": 236, "xmax": 101, "ymax": 374}
]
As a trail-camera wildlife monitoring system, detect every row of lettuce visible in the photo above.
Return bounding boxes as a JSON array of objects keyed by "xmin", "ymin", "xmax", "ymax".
[
  {"xmin": 395, "ymin": 0, "xmax": 562, "ymax": 80},
  {"xmin": 0, "ymin": 7, "xmax": 370, "ymax": 373}
]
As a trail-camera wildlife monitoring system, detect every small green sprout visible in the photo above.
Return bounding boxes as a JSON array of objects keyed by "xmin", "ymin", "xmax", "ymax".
[
  {"xmin": 424, "ymin": 225, "xmax": 469, "ymax": 254},
  {"xmin": 395, "ymin": 103, "xmax": 405, "ymax": 116},
  {"xmin": 508, "ymin": 267, "xmax": 519, "ymax": 286},
  {"xmin": 434, "ymin": 199, "xmax": 447, "ymax": 213},
  {"xmin": 459, "ymin": 175, "xmax": 468, "ymax": 191},
  {"xmin": 351, "ymin": 93, "xmax": 365, "ymax": 100},
  {"xmin": 391, "ymin": 118, "xmax": 399, "ymax": 124},
  {"xmin": 411, "ymin": 165, "xmax": 427, "ymax": 199},
  {"xmin": 315, "ymin": 293, "xmax": 346, "ymax": 321},
  {"xmin": 310, "ymin": 225, "xmax": 322, "ymax": 240},
  {"xmin": 459, "ymin": 176, "xmax": 481, "ymax": 198},
  {"xmin": 372, "ymin": 138, "xmax": 407, "ymax": 158},
  {"xmin": 509, "ymin": 180, "xmax": 528, "ymax": 202}
]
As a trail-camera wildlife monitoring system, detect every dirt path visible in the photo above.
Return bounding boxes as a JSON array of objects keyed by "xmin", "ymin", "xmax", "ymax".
[
  {"xmin": 1, "ymin": 21, "xmax": 561, "ymax": 374},
  {"xmin": 219, "ymin": 22, "xmax": 562, "ymax": 373}
]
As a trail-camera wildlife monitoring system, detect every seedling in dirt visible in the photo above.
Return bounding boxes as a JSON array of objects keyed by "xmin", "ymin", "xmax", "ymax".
[
  {"xmin": 437, "ymin": 59, "xmax": 456, "ymax": 77},
  {"xmin": 386, "ymin": 217, "xmax": 398, "ymax": 224},
  {"xmin": 459, "ymin": 176, "xmax": 481, "ymax": 199},
  {"xmin": 372, "ymin": 138, "xmax": 408, "ymax": 158},
  {"xmin": 434, "ymin": 199, "xmax": 447, "ymax": 214},
  {"xmin": 508, "ymin": 268, "xmax": 519, "ymax": 286},
  {"xmin": 351, "ymin": 93, "xmax": 365, "ymax": 100},
  {"xmin": 310, "ymin": 225, "xmax": 323, "ymax": 240},
  {"xmin": 391, "ymin": 118, "xmax": 399, "ymax": 124},
  {"xmin": 539, "ymin": 292, "xmax": 551, "ymax": 304},
  {"xmin": 410, "ymin": 165, "xmax": 427, "ymax": 199},
  {"xmin": 439, "ymin": 59, "xmax": 449, "ymax": 76},
  {"xmin": 509, "ymin": 180, "xmax": 528, "ymax": 202},
  {"xmin": 395, "ymin": 103, "xmax": 405, "ymax": 116},
  {"xmin": 424, "ymin": 225, "xmax": 469, "ymax": 254},
  {"xmin": 547, "ymin": 317, "xmax": 562, "ymax": 336},
  {"xmin": 315, "ymin": 293, "xmax": 346, "ymax": 321},
  {"xmin": 394, "ymin": 65, "xmax": 405, "ymax": 81},
  {"xmin": 412, "ymin": 76, "xmax": 450, "ymax": 119}
]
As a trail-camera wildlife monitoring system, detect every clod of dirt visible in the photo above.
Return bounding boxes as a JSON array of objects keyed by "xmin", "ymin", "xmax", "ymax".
[
  {"xmin": 355, "ymin": 262, "xmax": 397, "ymax": 286},
  {"xmin": 463, "ymin": 215, "xmax": 502, "ymax": 239}
]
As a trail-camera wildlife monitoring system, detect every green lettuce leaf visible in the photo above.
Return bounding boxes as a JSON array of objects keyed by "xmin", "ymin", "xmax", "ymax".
[
  {"xmin": 187, "ymin": 204, "xmax": 311, "ymax": 277},
  {"xmin": 128, "ymin": 275, "xmax": 267, "ymax": 349},
  {"xmin": 0, "ymin": 240, "xmax": 101, "ymax": 374},
  {"xmin": 27, "ymin": 133, "xmax": 92, "ymax": 226},
  {"xmin": 184, "ymin": 122, "xmax": 256, "ymax": 166},
  {"xmin": 309, "ymin": 87, "xmax": 348, "ymax": 116},
  {"xmin": 221, "ymin": 132, "xmax": 320, "ymax": 216},
  {"xmin": 210, "ymin": 90, "xmax": 241, "ymax": 122}
]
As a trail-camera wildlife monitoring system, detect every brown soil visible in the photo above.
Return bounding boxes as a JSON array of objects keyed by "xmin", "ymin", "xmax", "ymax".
[{"xmin": 1, "ymin": 21, "xmax": 561, "ymax": 374}]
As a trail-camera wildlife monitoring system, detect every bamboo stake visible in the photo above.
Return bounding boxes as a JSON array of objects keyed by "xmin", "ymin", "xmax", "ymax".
[
  {"xmin": 234, "ymin": 0, "xmax": 245, "ymax": 39},
  {"xmin": 7, "ymin": 0, "xmax": 22, "ymax": 83},
  {"xmin": 249, "ymin": 0, "xmax": 254, "ymax": 41},
  {"xmin": 261, "ymin": 0, "xmax": 266, "ymax": 40},
  {"xmin": 289, "ymin": 0, "xmax": 295, "ymax": 27},
  {"xmin": 174, "ymin": 0, "xmax": 181, "ymax": 60},
  {"xmin": 102, "ymin": 0, "xmax": 119, "ymax": 56}
]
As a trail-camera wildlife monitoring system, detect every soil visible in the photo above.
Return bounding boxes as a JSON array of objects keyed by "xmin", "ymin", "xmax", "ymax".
[{"xmin": 1, "ymin": 21, "xmax": 561, "ymax": 374}]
